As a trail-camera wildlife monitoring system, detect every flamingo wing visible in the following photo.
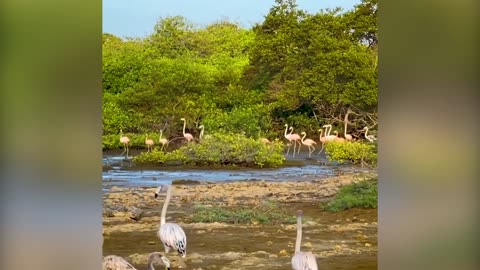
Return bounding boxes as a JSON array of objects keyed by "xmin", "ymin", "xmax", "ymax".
[
  {"xmin": 159, "ymin": 223, "xmax": 187, "ymax": 257},
  {"xmin": 103, "ymin": 255, "xmax": 136, "ymax": 270}
]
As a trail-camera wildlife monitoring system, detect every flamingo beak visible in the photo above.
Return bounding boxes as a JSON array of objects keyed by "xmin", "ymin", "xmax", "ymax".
[{"xmin": 154, "ymin": 193, "xmax": 158, "ymax": 198}]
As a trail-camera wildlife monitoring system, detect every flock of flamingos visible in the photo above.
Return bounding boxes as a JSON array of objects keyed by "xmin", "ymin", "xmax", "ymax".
[
  {"xmin": 103, "ymin": 185, "xmax": 318, "ymax": 270},
  {"xmin": 118, "ymin": 111, "xmax": 378, "ymax": 159}
]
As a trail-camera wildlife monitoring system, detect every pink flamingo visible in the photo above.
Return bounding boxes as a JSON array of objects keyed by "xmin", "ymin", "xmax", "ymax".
[
  {"xmin": 333, "ymin": 131, "xmax": 346, "ymax": 142},
  {"xmin": 158, "ymin": 129, "xmax": 168, "ymax": 151},
  {"xmin": 119, "ymin": 129, "xmax": 130, "ymax": 158},
  {"xmin": 284, "ymin": 124, "xmax": 295, "ymax": 156},
  {"xmin": 289, "ymin": 126, "xmax": 302, "ymax": 154},
  {"xmin": 145, "ymin": 134, "xmax": 154, "ymax": 152},
  {"xmin": 180, "ymin": 118, "xmax": 194, "ymax": 143},
  {"xmin": 317, "ymin": 128, "xmax": 328, "ymax": 154},
  {"xmin": 300, "ymin": 132, "xmax": 317, "ymax": 158}
]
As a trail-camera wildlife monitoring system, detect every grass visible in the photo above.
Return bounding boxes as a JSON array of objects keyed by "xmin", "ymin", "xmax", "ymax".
[
  {"xmin": 191, "ymin": 200, "xmax": 296, "ymax": 224},
  {"xmin": 323, "ymin": 177, "xmax": 377, "ymax": 212}
]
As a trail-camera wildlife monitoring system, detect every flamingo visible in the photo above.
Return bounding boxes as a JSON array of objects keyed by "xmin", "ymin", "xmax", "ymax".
[
  {"xmin": 180, "ymin": 118, "xmax": 194, "ymax": 143},
  {"xmin": 291, "ymin": 210, "xmax": 318, "ymax": 270},
  {"xmin": 154, "ymin": 185, "xmax": 187, "ymax": 264},
  {"xmin": 158, "ymin": 130, "xmax": 168, "ymax": 151},
  {"xmin": 300, "ymin": 132, "xmax": 317, "ymax": 158},
  {"xmin": 363, "ymin": 127, "xmax": 377, "ymax": 142},
  {"xmin": 284, "ymin": 124, "xmax": 295, "ymax": 156},
  {"xmin": 317, "ymin": 128, "xmax": 328, "ymax": 154},
  {"xmin": 333, "ymin": 131, "xmax": 345, "ymax": 142},
  {"xmin": 102, "ymin": 252, "xmax": 171, "ymax": 270},
  {"xmin": 119, "ymin": 129, "xmax": 130, "ymax": 158},
  {"xmin": 198, "ymin": 125, "xmax": 205, "ymax": 140},
  {"xmin": 145, "ymin": 134, "xmax": 155, "ymax": 152},
  {"xmin": 289, "ymin": 126, "xmax": 302, "ymax": 154},
  {"xmin": 344, "ymin": 109, "xmax": 355, "ymax": 141}
]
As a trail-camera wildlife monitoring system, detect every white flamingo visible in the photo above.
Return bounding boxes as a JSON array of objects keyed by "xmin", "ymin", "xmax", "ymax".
[
  {"xmin": 343, "ymin": 109, "xmax": 355, "ymax": 141},
  {"xmin": 363, "ymin": 127, "xmax": 377, "ymax": 142},
  {"xmin": 198, "ymin": 125, "xmax": 205, "ymax": 140},
  {"xmin": 291, "ymin": 210, "xmax": 318, "ymax": 270},
  {"xmin": 154, "ymin": 185, "xmax": 187, "ymax": 262},
  {"xmin": 102, "ymin": 252, "xmax": 171, "ymax": 270},
  {"xmin": 300, "ymin": 132, "xmax": 317, "ymax": 158}
]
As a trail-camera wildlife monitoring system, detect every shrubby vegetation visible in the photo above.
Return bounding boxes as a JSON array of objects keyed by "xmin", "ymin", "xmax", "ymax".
[
  {"xmin": 102, "ymin": 0, "xmax": 378, "ymax": 148},
  {"xmin": 191, "ymin": 200, "xmax": 296, "ymax": 224},
  {"xmin": 133, "ymin": 133, "xmax": 285, "ymax": 167},
  {"xmin": 324, "ymin": 177, "xmax": 377, "ymax": 212},
  {"xmin": 324, "ymin": 141, "xmax": 377, "ymax": 167}
]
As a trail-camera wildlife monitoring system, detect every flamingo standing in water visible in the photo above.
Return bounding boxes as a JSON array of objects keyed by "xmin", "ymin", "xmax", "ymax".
[
  {"xmin": 145, "ymin": 134, "xmax": 155, "ymax": 152},
  {"xmin": 102, "ymin": 252, "xmax": 171, "ymax": 270},
  {"xmin": 300, "ymin": 132, "xmax": 317, "ymax": 158},
  {"xmin": 180, "ymin": 118, "xmax": 194, "ymax": 143},
  {"xmin": 363, "ymin": 127, "xmax": 377, "ymax": 142},
  {"xmin": 158, "ymin": 130, "xmax": 168, "ymax": 151},
  {"xmin": 291, "ymin": 210, "xmax": 318, "ymax": 270},
  {"xmin": 119, "ymin": 129, "xmax": 130, "ymax": 158},
  {"xmin": 155, "ymin": 185, "xmax": 187, "ymax": 267},
  {"xmin": 284, "ymin": 124, "xmax": 295, "ymax": 156},
  {"xmin": 289, "ymin": 126, "xmax": 302, "ymax": 155},
  {"xmin": 317, "ymin": 128, "xmax": 328, "ymax": 154}
]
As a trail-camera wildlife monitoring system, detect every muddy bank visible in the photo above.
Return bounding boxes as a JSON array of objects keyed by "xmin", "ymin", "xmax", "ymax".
[{"xmin": 103, "ymin": 172, "xmax": 377, "ymax": 269}]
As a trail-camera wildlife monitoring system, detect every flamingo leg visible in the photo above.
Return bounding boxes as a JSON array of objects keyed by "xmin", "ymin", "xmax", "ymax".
[
  {"xmin": 317, "ymin": 144, "xmax": 325, "ymax": 154},
  {"xmin": 292, "ymin": 141, "xmax": 296, "ymax": 158},
  {"xmin": 120, "ymin": 144, "xmax": 126, "ymax": 156},
  {"xmin": 296, "ymin": 141, "xmax": 301, "ymax": 154},
  {"xmin": 126, "ymin": 145, "xmax": 129, "ymax": 159},
  {"xmin": 286, "ymin": 144, "xmax": 291, "ymax": 156}
]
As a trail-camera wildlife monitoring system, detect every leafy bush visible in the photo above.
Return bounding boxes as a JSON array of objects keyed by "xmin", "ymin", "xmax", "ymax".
[
  {"xmin": 324, "ymin": 141, "xmax": 377, "ymax": 166},
  {"xmin": 324, "ymin": 178, "xmax": 377, "ymax": 212},
  {"xmin": 133, "ymin": 149, "xmax": 187, "ymax": 164},
  {"xmin": 191, "ymin": 200, "xmax": 296, "ymax": 224},
  {"xmin": 133, "ymin": 132, "xmax": 285, "ymax": 167}
]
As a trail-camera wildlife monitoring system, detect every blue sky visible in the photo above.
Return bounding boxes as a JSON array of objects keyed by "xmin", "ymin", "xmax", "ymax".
[{"xmin": 103, "ymin": 0, "xmax": 361, "ymax": 38}]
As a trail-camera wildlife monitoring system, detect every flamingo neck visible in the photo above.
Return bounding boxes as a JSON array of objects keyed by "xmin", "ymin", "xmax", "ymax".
[
  {"xmin": 182, "ymin": 120, "xmax": 186, "ymax": 136},
  {"xmin": 319, "ymin": 130, "xmax": 323, "ymax": 140},
  {"xmin": 200, "ymin": 128, "xmax": 204, "ymax": 139},
  {"xmin": 344, "ymin": 112, "xmax": 349, "ymax": 137},
  {"xmin": 160, "ymin": 185, "xmax": 172, "ymax": 226},
  {"xmin": 289, "ymin": 127, "xmax": 294, "ymax": 135},
  {"xmin": 295, "ymin": 215, "xmax": 302, "ymax": 253},
  {"xmin": 159, "ymin": 130, "xmax": 163, "ymax": 141},
  {"xmin": 284, "ymin": 125, "xmax": 289, "ymax": 138},
  {"xmin": 301, "ymin": 133, "xmax": 306, "ymax": 143},
  {"xmin": 364, "ymin": 127, "xmax": 369, "ymax": 138}
]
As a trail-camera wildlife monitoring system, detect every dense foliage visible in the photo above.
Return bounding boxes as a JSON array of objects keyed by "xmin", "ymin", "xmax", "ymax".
[
  {"xmin": 324, "ymin": 141, "xmax": 377, "ymax": 166},
  {"xmin": 103, "ymin": 0, "xmax": 378, "ymax": 150},
  {"xmin": 133, "ymin": 133, "xmax": 285, "ymax": 167},
  {"xmin": 324, "ymin": 177, "xmax": 377, "ymax": 212}
]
